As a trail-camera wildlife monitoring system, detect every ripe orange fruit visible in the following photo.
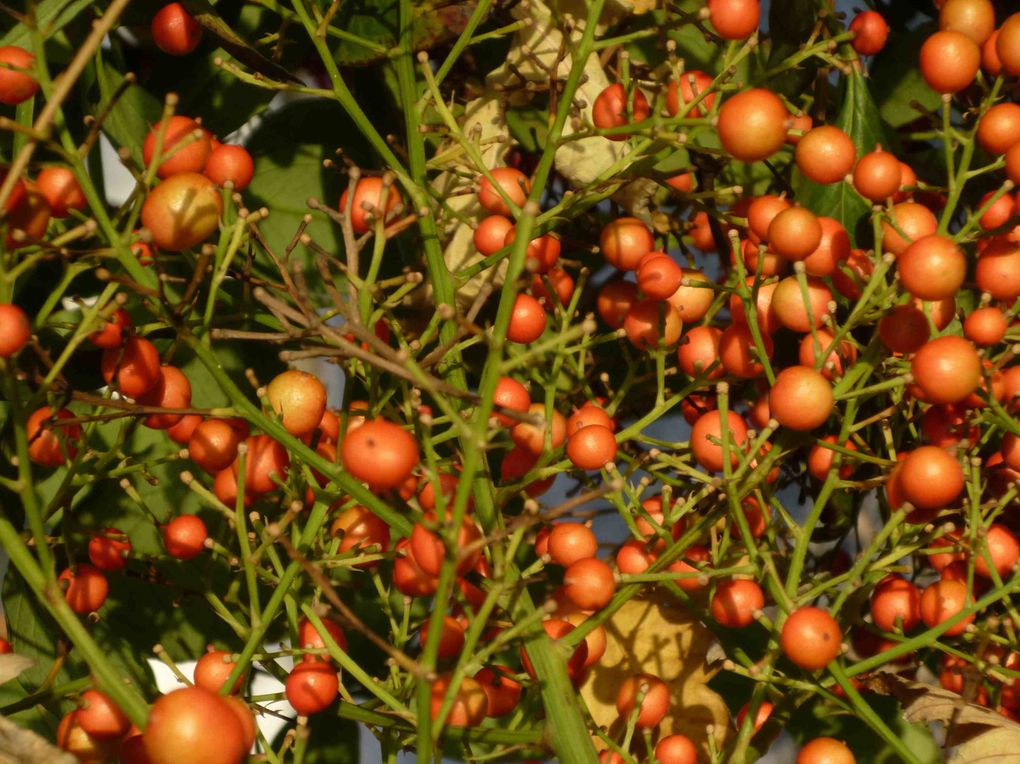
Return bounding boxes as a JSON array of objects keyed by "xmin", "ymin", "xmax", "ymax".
[
  {"xmin": 768, "ymin": 366, "xmax": 833, "ymax": 431},
  {"xmin": 707, "ymin": 0, "xmax": 761, "ymax": 40},
  {"xmin": 911, "ymin": 336, "xmax": 981, "ymax": 404},
  {"xmin": 795, "ymin": 126, "xmax": 856, "ymax": 184},
  {"xmin": 477, "ymin": 167, "xmax": 530, "ymax": 216},
  {"xmin": 143, "ymin": 686, "xmax": 246, "ymax": 764},
  {"xmin": 849, "ymin": 11, "xmax": 889, "ymax": 55},
  {"xmin": 939, "ymin": 0, "xmax": 996, "ymax": 45},
  {"xmin": 507, "ymin": 293, "xmax": 547, "ymax": 344},
  {"xmin": 919, "ymin": 30, "xmax": 980, "ymax": 93},
  {"xmin": 100, "ymin": 336, "xmax": 161, "ymax": 398},
  {"xmin": 666, "ymin": 70, "xmax": 715, "ymax": 117},
  {"xmin": 711, "ymin": 578, "xmax": 764, "ymax": 628},
  {"xmin": 998, "ymin": 13, "xmax": 1020, "ymax": 76},
  {"xmin": 592, "ymin": 83, "xmax": 650, "ymax": 140},
  {"xmin": 341, "ymin": 418, "xmax": 418, "ymax": 490},
  {"xmin": 796, "ymin": 737, "xmax": 856, "ymax": 764},
  {"xmin": 623, "ymin": 299, "xmax": 682, "ymax": 349},
  {"xmin": 338, "ymin": 176, "xmax": 402, "ymax": 234},
  {"xmin": 0, "ymin": 303, "xmax": 30, "ymax": 357},
  {"xmin": 767, "ymin": 206, "xmax": 822, "ymax": 260},
  {"xmin": 853, "ymin": 148, "xmax": 902, "ymax": 201},
  {"xmin": 897, "ymin": 234, "xmax": 966, "ymax": 301},
  {"xmin": 977, "ymin": 103, "xmax": 1020, "ymax": 155},
  {"xmin": 566, "ymin": 425, "xmax": 617, "ymax": 470},
  {"xmin": 141, "ymin": 172, "xmax": 222, "ymax": 251},
  {"xmin": 0, "ymin": 46, "xmax": 38, "ymax": 105},
  {"xmin": 882, "ymin": 201, "xmax": 938, "ymax": 255},
  {"xmin": 920, "ymin": 578, "xmax": 973, "ymax": 636},
  {"xmin": 143, "ymin": 116, "xmax": 213, "ymax": 178},
  {"xmin": 600, "ymin": 217, "xmax": 654, "ymax": 271},
  {"xmin": 151, "ymin": 3, "xmax": 203, "ymax": 55},
  {"xmin": 870, "ymin": 575, "xmax": 921, "ymax": 632},
  {"xmin": 615, "ymin": 673, "xmax": 670, "ymax": 728},
  {"xmin": 899, "ymin": 446, "xmax": 964, "ymax": 511},
  {"xmin": 204, "ymin": 144, "xmax": 255, "ymax": 190},
  {"xmin": 36, "ymin": 166, "xmax": 87, "ymax": 218},
  {"xmin": 267, "ymin": 369, "xmax": 327, "ymax": 437},
  {"xmin": 780, "ymin": 606, "xmax": 842, "ymax": 670},
  {"xmin": 690, "ymin": 410, "xmax": 748, "ymax": 472},
  {"xmin": 718, "ymin": 89, "xmax": 788, "ymax": 163}
]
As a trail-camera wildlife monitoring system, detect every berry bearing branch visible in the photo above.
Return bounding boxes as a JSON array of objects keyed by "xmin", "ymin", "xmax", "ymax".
[{"xmin": 1, "ymin": 2, "xmax": 1020, "ymax": 764}]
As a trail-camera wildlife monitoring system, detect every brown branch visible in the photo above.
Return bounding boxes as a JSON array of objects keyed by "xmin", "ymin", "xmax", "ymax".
[
  {"xmin": 0, "ymin": 0, "xmax": 134, "ymax": 212},
  {"xmin": 267, "ymin": 530, "xmax": 426, "ymax": 678}
]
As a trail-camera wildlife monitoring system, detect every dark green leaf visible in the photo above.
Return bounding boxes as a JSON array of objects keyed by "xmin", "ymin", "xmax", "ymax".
[
  {"xmin": 783, "ymin": 693, "xmax": 939, "ymax": 764},
  {"xmin": 137, "ymin": 5, "xmax": 284, "ymax": 137},
  {"xmin": 96, "ymin": 570, "xmax": 240, "ymax": 667},
  {"xmin": 92, "ymin": 55, "xmax": 162, "ymax": 164},
  {"xmin": 506, "ymin": 107, "xmax": 549, "ymax": 155},
  {"xmin": 2, "ymin": 564, "xmax": 154, "ymax": 701},
  {"xmin": 764, "ymin": 0, "xmax": 820, "ymax": 99},
  {"xmin": 652, "ymin": 149, "xmax": 692, "ymax": 175},
  {"xmin": 876, "ymin": 0, "xmax": 937, "ymax": 28},
  {"xmin": 870, "ymin": 25, "xmax": 940, "ymax": 129},
  {"xmin": 326, "ymin": 0, "xmax": 481, "ymax": 66},
  {"xmin": 1, "ymin": 0, "xmax": 95, "ymax": 47},
  {"xmin": 244, "ymin": 99, "xmax": 371, "ymax": 263},
  {"xmin": 181, "ymin": 0, "xmax": 303, "ymax": 84},
  {"xmin": 303, "ymin": 712, "xmax": 360, "ymax": 763},
  {"xmin": 330, "ymin": 0, "xmax": 398, "ymax": 66},
  {"xmin": 626, "ymin": 3, "xmax": 714, "ymax": 70},
  {"xmin": 273, "ymin": 707, "xmax": 360, "ymax": 764},
  {"xmin": 793, "ymin": 70, "xmax": 891, "ymax": 245}
]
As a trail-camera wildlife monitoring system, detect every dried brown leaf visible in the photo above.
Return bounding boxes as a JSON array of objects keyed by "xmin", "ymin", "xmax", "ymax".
[
  {"xmin": 579, "ymin": 596, "xmax": 728, "ymax": 755},
  {"xmin": 950, "ymin": 729, "xmax": 1020, "ymax": 764},
  {"xmin": 0, "ymin": 656, "xmax": 33, "ymax": 688},
  {"xmin": 0, "ymin": 715, "xmax": 77, "ymax": 764},
  {"xmin": 865, "ymin": 672, "xmax": 1020, "ymax": 763},
  {"xmin": 427, "ymin": 0, "xmax": 645, "ymax": 309}
]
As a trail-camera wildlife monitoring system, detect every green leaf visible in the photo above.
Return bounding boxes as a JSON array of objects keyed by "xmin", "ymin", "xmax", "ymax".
[
  {"xmin": 870, "ymin": 24, "xmax": 941, "ymax": 129},
  {"xmin": 793, "ymin": 70, "xmax": 891, "ymax": 245},
  {"xmin": 273, "ymin": 708, "xmax": 360, "ymax": 764},
  {"xmin": 92, "ymin": 54, "xmax": 162, "ymax": 164},
  {"xmin": 325, "ymin": 0, "xmax": 481, "ymax": 66},
  {"xmin": 0, "ymin": 0, "xmax": 95, "ymax": 47},
  {"xmin": 764, "ymin": 0, "xmax": 820, "ymax": 99},
  {"xmin": 1, "ymin": 564, "xmax": 154, "ymax": 701},
  {"xmin": 783, "ymin": 694, "xmax": 940, "ymax": 764},
  {"xmin": 181, "ymin": 0, "xmax": 303, "ymax": 84},
  {"xmin": 506, "ymin": 106, "xmax": 549, "ymax": 155},
  {"xmin": 330, "ymin": 0, "xmax": 398, "ymax": 66},
  {"xmin": 138, "ymin": 5, "xmax": 286, "ymax": 138},
  {"xmin": 652, "ymin": 149, "xmax": 692, "ymax": 175},
  {"xmin": 244, "ymin": 99, "xmax": 372, "ymax": 264}
]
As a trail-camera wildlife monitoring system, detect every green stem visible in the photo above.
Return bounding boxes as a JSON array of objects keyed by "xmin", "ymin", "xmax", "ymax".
[
  {"xmin": 829, "ymin": 662, "xmax": 923, "ymax": 764},
  {"xmin": 0, "ymin": 513, "xmax": 150, "ymax": 727}
]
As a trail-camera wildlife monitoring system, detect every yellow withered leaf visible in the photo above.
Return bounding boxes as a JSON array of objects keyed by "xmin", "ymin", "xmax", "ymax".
[{"xmin": 579, "ymin": 595, "xmax": 729, "ymax": 754}]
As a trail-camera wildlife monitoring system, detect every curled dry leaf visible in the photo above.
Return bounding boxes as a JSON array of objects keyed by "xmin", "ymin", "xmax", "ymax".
[
  {"xmin": 429, "ymin": 0, "xmax": 649, "ymax": 308},
  {"xmin": 0, "ymin": 655, "xmax": 33, "ymax": 687},
  {"xmin": 435, "ymin": 96, "xmax": 511, "ymax": 309},
  {"xmin": 0, "ymin": 714, "xmax": 77, "ymax": 764},
  {"xmin": 579, "ymin": 596, "xmax": 727, "ymax": 755},
  {"xmin": 865, "ymin": 672, "xmax": 1020, "ymax": 763}
]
